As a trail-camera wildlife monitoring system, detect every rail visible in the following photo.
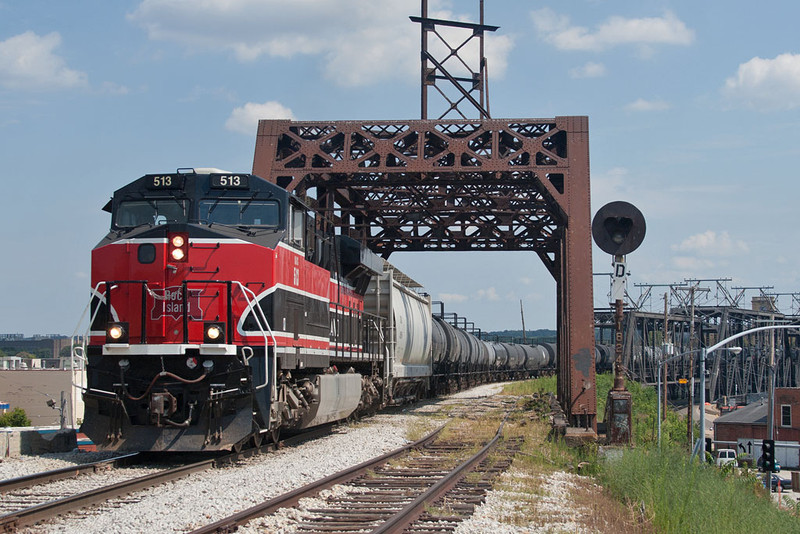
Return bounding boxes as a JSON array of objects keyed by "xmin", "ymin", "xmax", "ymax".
[
  {"xmin": 0, "ymin": 426, "xmax": 330, "ymax": 532},
  {"xmin": 0, "ymin": 453, "xmax": 140, "ymax": 493},
  {"xmin": 373, "ymin": 417, "xmax": 506, "ymax": 534},
  {"xmin": 0, "ymin": 458, "xmax": 216, "ymax": 532},
  {"xmin": 188, "ymin": 423, "xmax": 447, "ymax": 534}
]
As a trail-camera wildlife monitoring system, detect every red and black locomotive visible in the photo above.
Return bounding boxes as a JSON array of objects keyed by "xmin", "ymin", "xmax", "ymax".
[{"xmin": 76, "ymin": 168, "xmax": 556, "ymax": 452}]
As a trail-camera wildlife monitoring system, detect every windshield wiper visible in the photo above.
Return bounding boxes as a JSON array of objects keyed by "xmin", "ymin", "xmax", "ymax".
[
  {"xmin": 238, "ymin": 192, "xmax": 259, "ymax": 217},
  {"xmin": 207, "ymin": 191, "xmax": 229, "ymax": 216},
  {"xmin": 115, "ymin": 221, "xmax": 154, "ymax": 237}
]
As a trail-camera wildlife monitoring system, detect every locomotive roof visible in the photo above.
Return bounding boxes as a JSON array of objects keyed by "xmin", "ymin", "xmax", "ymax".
[{"xmin": 103, "ymin": 168, "xmax": 289, "ymax": 212}]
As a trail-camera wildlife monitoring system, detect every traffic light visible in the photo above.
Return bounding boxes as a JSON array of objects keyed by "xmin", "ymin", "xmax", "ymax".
[
  {"xmin": 763, "ymin": 439, "xmax": 775, "ymax": 472},
  {"xmin": 591, "ymin": 201, "xmax": 646, "ymax": 256}
]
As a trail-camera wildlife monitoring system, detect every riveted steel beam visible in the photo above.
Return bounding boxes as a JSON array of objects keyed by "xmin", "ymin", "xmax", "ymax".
[{"xmin": 253, "ymin": 116, "xmax": 596, "ymax": 433}]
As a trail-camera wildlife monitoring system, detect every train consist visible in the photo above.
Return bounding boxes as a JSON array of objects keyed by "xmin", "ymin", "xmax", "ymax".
[{"xmin": 74, "ymin": 169, "xmax": 579, "ymax": 452}]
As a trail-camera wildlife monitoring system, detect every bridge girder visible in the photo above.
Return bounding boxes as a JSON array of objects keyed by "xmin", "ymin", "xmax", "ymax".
[{"xmin": 253, "ymin": 116, "xmax": 596, "ymax": 432}]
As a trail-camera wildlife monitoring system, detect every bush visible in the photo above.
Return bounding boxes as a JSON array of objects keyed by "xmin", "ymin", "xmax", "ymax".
[{"xmin": 0, "ymin": 407, "xmax": 31, "ymax": 427}]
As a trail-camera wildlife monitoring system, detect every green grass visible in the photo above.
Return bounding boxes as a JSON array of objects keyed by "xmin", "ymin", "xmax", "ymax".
[
  {"xmin": 501, "ymin": 375, "xmax": 556, "ymax": 396},
  {"xmin": 599, "ymin": 445, "xmax": 800, "ymax": 533},
  {"xmin": 503, "ymin": 374, "xmax": 800, "ymax": 531}
]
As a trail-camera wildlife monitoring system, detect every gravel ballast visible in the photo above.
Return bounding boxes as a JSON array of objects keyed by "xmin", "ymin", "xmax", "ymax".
[{"xmin": 4, "ymin": 382, "xmax": 598, "ymax": 533}]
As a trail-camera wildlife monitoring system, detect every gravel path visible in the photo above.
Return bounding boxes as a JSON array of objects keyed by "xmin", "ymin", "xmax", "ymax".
[{"xmin": 454, "ymin": 469, "xmax": 597, "ymax": 534}]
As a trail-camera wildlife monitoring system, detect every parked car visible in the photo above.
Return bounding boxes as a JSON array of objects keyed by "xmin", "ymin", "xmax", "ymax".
[
  {"xmin": 766, "ymin": 473, "xmax": 792, "ymax": 492},
  {"xmin": 715, "ymin": 449, "xmax": 737, "ymax": 467}
]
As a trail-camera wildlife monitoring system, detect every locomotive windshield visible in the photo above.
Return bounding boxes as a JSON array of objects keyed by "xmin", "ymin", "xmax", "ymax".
[
  {"xmin": 198, "ymin": 199, "xmax": 280, "ymax": 227},
  {"xmin": 115, "ymin": 199, "xmax": 188, "ymax": 228}
]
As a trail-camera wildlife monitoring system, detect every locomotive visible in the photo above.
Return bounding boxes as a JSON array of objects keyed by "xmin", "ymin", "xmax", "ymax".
[{"xmin": 74, "ymin": 168, "xmax": 557, "ymax": 452}]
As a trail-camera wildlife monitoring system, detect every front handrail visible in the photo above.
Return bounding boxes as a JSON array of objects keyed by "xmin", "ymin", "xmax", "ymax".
[{"xmin": 233, "ymin": 282, "xmax": 277, "ymax": 394}]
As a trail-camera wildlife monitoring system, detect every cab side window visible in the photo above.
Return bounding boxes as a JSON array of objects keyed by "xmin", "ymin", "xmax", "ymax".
[{"xmin": 289, "ymin": 205, "xmax": 305, "ymax": 249}]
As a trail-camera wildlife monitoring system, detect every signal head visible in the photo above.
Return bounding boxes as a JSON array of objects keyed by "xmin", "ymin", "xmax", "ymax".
[{"xmin": 592, "ymin": 201, "xmax": 646, "ymax": 255}]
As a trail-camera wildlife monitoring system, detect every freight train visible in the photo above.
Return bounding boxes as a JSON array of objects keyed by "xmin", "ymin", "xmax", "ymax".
[{"xmin": 73, "ymin": 168, "xmax": 572, "ymax": 452}]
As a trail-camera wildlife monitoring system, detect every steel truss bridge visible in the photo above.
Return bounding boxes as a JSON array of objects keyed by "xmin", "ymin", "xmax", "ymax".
[
  {"xmin": 253, "ymin": 116, "xmax": 597, "ymax": 434},
  {"xmin": 595, "ymin": 288, "xmax": 800, "ymax": 406}
]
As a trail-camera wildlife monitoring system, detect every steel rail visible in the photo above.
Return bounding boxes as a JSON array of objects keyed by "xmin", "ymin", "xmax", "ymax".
[
  {"xmin": 0, "ymin": 453, "xmax": 141, "ymax": 494},
  {"xmin": 0, "ymin": 457, "xmax": 219, "ymax": 532},
  {"xmin": 0, "ymin": 420, "xmax": 337, "ymax": 531},
  {"xmin": 371, "ymin": 418, "xmax": 506, "ymax": 534},
  {"xmin": 189, "ymin": 424, "xmax": 447, "ymax": 534}
]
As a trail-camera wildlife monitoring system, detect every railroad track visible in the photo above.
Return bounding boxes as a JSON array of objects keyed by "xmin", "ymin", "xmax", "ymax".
[
  {"xmin": 0, "ymin": 453, "xmax": 140, "ymax": 494},
  {"xmin": 190, "ymin": 415, "xmax": 522, "ymax": 534},
  {"xmin": 0, "ymin": 425, "xmax": 333, "ymax": 532}
]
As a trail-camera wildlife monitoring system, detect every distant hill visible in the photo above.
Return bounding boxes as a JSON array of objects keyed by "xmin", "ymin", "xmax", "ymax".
[{"xmin": 483, "ymin": 329, "xmax": 557, "ymax": 344}]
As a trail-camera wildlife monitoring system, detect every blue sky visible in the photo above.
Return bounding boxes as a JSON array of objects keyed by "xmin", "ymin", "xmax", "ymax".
[{"xmin": 2, "ymin": 0, "xmax": 799, "ymax": 336}]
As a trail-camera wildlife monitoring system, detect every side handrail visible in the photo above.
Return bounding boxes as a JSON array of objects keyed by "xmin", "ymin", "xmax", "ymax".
[
  {"xmin": 70, "ymin": 282, "xmax": 110, "ymax": 386},
  {"xmin": 233, "ymin": 282, "xmax": 277, "ymax": 395}
]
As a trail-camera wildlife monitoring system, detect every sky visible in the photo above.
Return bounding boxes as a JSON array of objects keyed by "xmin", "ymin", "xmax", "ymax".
[{"xmin": 1, "ymin": 0, "xmax": 800, "ymax": 337}]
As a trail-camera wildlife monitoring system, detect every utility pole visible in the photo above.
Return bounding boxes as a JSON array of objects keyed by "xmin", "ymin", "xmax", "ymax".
[
  {"xmin": 662, "ymin": 292, "xmax": 669, "ymax": 420},
  {"xmin": 767, "ymin": 314, "xmax": 775, "ymax": 442},
  {"xmin": 520, "ymin": 299, "xmax": 526, "ymax": 343},
  {"xmin": 688, "ymin": 285, "xmax": 696, "ymax": 446}
]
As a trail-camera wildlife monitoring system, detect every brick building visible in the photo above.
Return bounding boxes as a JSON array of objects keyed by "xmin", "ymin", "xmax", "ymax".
[{"xmin": 714, "ymin": 387, "xmax": 800, "ymax": 467}]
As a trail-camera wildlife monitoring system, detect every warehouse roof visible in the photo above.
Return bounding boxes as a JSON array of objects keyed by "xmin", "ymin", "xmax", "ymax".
[{"xmin": 714, "ymin": 399, "xmax": 768, "ymax": 426}]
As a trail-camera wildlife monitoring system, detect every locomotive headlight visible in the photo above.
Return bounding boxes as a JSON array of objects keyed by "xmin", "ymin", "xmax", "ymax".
[
  {"xmin": 203, "ymin": 322, "xmax": 226, "ymax": 344},
  {"xmin": 171, "ymin": 235, "xmax": 185, "ymax": 247},
  {"xmin": 171, "ymin": 248, "xmax": 186, "ymax": 261},
  {"xmin": 206, "ymin": 326, "xmax": 221, "ymax": 340},
  {"xmin": 109, "ymin": 325, "xmax": 124, "ymax": 339},
  {"xmin": 106, "ymin": 322, "xmax": 129, "ymax": 344}
]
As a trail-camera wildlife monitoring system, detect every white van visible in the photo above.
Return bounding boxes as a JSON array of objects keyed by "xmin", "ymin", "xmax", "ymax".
[{"xmin": 716, "ymin": 449, "xmax": 737, "ymax": 467}]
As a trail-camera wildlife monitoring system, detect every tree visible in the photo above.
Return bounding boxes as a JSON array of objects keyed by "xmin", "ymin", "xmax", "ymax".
[{"xmin": 0, "ymin": 407, "xmax": 32, "ymax": 427}]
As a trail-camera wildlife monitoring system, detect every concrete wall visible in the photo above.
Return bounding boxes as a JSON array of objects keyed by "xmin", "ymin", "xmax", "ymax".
[
  {"xmin": 1, "ymin": 428, "xmax": 77, "ymax": 457},
  {"xmin": 0, "ymin": 369, "xmax": 85, "ymax": 427}
]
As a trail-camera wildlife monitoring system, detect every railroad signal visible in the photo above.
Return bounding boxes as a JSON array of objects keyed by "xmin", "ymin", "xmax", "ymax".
[
  {"xmin": 592, "ymin": 201, "xmax": 646, "ymax": 256},
  {"xmin": 763, "ymin": 439, "xmax": 775, "ymax": 472}
]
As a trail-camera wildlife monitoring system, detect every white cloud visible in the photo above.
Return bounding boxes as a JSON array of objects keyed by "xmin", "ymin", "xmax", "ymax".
[
  {"xmin": 99, "ymin": 81, "xmax": 129, "ymax": 95},
  {"xmin": 128, "ymin": 0, "xmax": 512, "ymax": 87},
  {"xmin": 0, "ymin": 31, "xmax": 88, "ymax": 90},
  {"xmin": 569, "ymin": 61, "xmax": 606, "ymax": 78},
  {"xmin": 225, "ymin": 101, "xmax": 295, "ymax": 135},
  {"xmin": 671, "ymin": 256, "xmax": 716, "ymax": 271},
  {"xmin": 477, "ymin": 287, "xmax": 500, "ymax": 301},
  {"xmin": 723, "ymin": 53, "xmax": 800, "ymax": 111},
  {"xmin": 625, "ymin": 98, "xmax": 670, "ymax": 111},
  {"xmin": 438, "ymin": 292, "xmax": 468, "ymax": 303},
  {"xmin": 672, "ymin": 230, "xmax": 750, "ymax": 257},
  {"xmin": 530, "ymin": 9, "xmax": 694, "ymax": 52}
]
